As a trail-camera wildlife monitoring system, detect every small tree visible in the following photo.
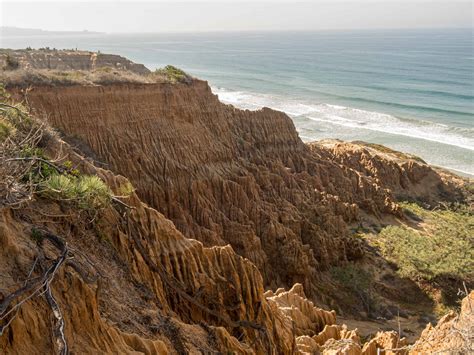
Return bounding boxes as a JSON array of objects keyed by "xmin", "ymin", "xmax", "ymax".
[{"xmin": 4, "ymin": 54, "xmax": 19, "ymax": 70}]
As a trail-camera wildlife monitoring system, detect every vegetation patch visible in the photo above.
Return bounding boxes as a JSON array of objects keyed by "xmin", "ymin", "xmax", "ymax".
[
  {"xmin": 41, "ymin": 174, "xmax": 112, "ymax": 210},
  {"xmin": 1, "ymin": 68, "xmax": 153, "ymax": 87},
  {"xmin": 369, "ymin": 202, "xmax": 473, "ymax": 281},
  {"xmin": 154, "ymin": 65, "xmax": 192, "ymax": 84},
  {"xmin": 4, "ymin": 54, "xmax": 20, "ymax": 70},
  {"xmin": 0, "ymin": 118, "xmax": 15, "ymax": 141}
]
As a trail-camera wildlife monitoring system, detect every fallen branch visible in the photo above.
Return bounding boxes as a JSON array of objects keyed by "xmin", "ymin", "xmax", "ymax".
[
  {"xmin": 45, "ymin": 284, "xmax": 68, "ymax": 355},
  {"xmin": 0, "ymin": 103, "xmax": 28, "ymax": 115}
]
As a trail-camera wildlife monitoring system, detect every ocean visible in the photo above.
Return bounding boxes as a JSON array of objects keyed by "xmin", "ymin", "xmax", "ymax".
[{"xmin": 2, "ymin": 29, "xmax": 473, "ymax": 176}]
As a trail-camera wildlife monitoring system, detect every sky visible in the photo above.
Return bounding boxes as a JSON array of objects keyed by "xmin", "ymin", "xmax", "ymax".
[{"xmin": 1, "ymin": 0, "xmax": 472, "ymax": 33}]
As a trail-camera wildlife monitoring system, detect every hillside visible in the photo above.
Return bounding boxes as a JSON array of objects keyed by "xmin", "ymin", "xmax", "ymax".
[{"xmin": 1, "ymin": 50, "xmax": 472, "ymax": 354}]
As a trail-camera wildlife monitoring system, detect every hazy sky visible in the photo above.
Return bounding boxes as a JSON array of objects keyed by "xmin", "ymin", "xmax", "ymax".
[{"xmin": 1, "ymin": 0, "xmax": 472, "ymax": 33}]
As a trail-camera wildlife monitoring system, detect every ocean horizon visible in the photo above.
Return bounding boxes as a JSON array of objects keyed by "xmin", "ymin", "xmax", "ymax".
[{"xmin": 2, "ymin": 28, "xmax": 473, "ymax": 176}]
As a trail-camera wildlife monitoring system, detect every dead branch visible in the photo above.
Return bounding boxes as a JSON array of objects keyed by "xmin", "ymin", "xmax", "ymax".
[
  {"xmin": 111, "ymin": 196, "xmax": 135, "ymax": 210},
  {"xmin": 5, "ymin": 157, "xmax": 64, "ymax": 173},
  {"xmin": 0, "ymin": 229, "xmax": 68, "ymax": 352},
  {"xmin": 0, "ymin": 231, "xmax": 67, "ymax": 321},
  {"xmin": 65, "ymin": 259, "xmax": 98, "ymax": 284},
  {"xmin": 44, "ymin": 284, "xmax": 68, "ymax": 355},
  {"xmin": 0, "ymin": 103, "xmax": 28, "ymax": 115}
]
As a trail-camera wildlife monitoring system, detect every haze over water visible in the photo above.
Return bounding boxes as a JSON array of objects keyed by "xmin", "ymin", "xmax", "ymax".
[{"xmin": 2, "ymin": 29, "xmax": 473, "ymax": 175}]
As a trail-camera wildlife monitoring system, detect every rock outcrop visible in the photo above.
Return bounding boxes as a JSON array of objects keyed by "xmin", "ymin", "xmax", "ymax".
[
  {"xmin": 0, "ymin": 138, "xmax": 297, "ymax": 353},
  {"xmin": 312, "ymin": 139, "xmax": 465, "ymax": 206},
  {"xmin": 265, "ymin": 283, "xmax": 337, "ymax": 337},
  {"xmin": 411, "ymin": 291, "xmax": 474, "ymax": 353}
]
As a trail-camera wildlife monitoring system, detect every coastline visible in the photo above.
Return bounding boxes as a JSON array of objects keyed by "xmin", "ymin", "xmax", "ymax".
[
  {"xmin": 2, "ymin": 29, "xmax": 472, "ymax": 176},
  {"xmin": 213, "ymin": 86, "xmax": 474, "ymax": 178}
]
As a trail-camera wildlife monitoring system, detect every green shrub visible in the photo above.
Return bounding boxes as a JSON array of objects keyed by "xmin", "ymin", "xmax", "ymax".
[
  {"xmin": 331, "ymin": 264, "xmax": 373, "ymax": 291},
  {"xmin": 373, "ymin": 203, "xmax": 473, "ymax": 281},
  {"xmin": 0, "ymin": 100, "xmax": 32, "ymax": 130},
  {"xmin": 154, "ymin": 65, "xmax": 191, "ymax": 83},
  {"xmin": 75, "ymin": 176, "xmax": 111, "ymax": 209},
  {"xmin": 18, "ymin": 147, "xmax": 58, "ymax": 181},
  {"xmin": 42, "ymin": 174, "xmax": 75, "ymax": 197},
  {"xmin": 20, "ymin": 146, "xmax": 45, "ymax": 158},
  {"xmin": 116, "ymin": 181, "xmax": 134, "ymax": 197},
  {"xmin": 0, "ymin": 119, "xmax": 15, "ymax": 141},
  {"xmin": 41, "ymin": 175, "xmax": 111, "ymax": 210}
]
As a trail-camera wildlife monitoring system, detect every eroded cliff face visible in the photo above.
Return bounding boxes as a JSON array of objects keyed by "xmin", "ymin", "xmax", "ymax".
[
  {"xmin": 17, "ymin": 81, "xmax": 403, "ymax": 299},
  {"xmin": 411, "ymin": 290, "xmax": 474, "ymax": 353},
  {"xmin": 0, "ymin": 139, "xmax": 297, "ymax": 354},
  {"xmin": 0, "ymin": 136, "xmax": 403, "ymax": 354}
]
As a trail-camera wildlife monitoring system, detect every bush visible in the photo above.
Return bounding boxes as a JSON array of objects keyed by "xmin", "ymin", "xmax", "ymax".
[
  {"xmin": 75, "ymin": 176, "xmax": 111, "ymax": 209},
  {"xmin": 41, "ymin": 175, "xmax": 111, "ymax": 210},
  {"xmin": 154, "ymin": 65, "xmax": 191, "ymax": 83},
  {"xmin": 116, "ymin": 181, "xmax": 134, "ymax": 197},
  {"xmin": 0, "ymin": 119, "xmax": 15, "ymax": 141},
  {"xmin": 373, "ymin": 203, "xmax": 473, "ymax": 281},
  {"xmin": 4, "ymin": 54, "xmax": 19, "ymax": 70},
  {"xmin": 0, "ymin": 102, "xmax": 32, "ymax": 131}
]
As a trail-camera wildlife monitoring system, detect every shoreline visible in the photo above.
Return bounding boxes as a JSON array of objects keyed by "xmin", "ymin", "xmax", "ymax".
[{"xmin": 213, "ymin": 87, "xmax": 473, "ymax": 178}]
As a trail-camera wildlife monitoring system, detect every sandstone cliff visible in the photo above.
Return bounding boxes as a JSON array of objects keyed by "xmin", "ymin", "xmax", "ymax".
[
  {"xmin": 411, "ymin": 290, "xmax": 474, "ymax": 353},
  {"xmin": 15, "ymin": 80, "xmax": 465, "ymax": 304},
  {"xmin": 312, "ymin": 139, "xmax": 465, "ymax": 206},
  {"xmin": 1, "ymin": 49, "xmax": 150, "ymax": 74}
]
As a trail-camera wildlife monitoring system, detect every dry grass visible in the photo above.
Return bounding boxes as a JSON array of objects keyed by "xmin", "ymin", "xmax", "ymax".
[
  {"xmin": 1, "ymin": 66, "xmax": 193, "ymax": 87},
  {"xmin": 1, "ymin": 68, "xmax": 156, "ymax": 87}
]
